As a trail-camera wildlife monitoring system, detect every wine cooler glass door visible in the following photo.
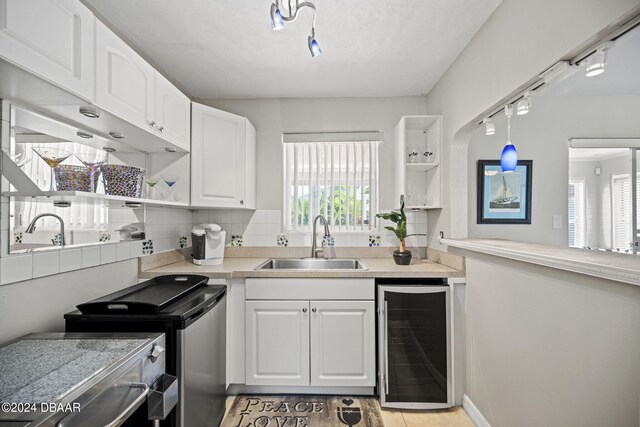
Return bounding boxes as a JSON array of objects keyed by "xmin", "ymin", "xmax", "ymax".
[{"xmin": 378, "ymin": 285, "xmax": 451, "ymax": 409}]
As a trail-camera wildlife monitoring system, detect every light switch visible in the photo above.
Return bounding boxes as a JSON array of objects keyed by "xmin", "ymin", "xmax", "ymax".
[{"xmin": 553, "ymin": 215, "xmax": 562, "ymax": 229}]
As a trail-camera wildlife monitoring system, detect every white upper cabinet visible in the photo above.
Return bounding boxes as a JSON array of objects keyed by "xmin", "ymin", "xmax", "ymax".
[
  {"xmin": 0, "ymin": 0, "xmax": 95, "ymax": 101},
  {"xmin": 191, "ymin": 102, "xmax": 256, "ymax": 209},
  {"xmin": 154, "ymin": 73, "xmax": 190, "ymax": 151},
  {"xmin": 95, "ymin": 20, "xmax": 154, "ymax": 133},
  {"xmin": 310, "ymin": 300, "xmax": 376, "ymax": 387},
  {"xmin": 95, "ymin": 20, "xmax": 191, "ymax": 151}
]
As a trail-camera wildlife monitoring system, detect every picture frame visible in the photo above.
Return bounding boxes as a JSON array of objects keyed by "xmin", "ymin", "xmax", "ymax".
[{"xmin": 477, "ymin": 160, "xmax": 532, "ymax": 224}]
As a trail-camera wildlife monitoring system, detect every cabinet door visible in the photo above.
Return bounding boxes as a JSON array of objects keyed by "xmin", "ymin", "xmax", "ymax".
[
  {"xmin": 95, "ymin": 20, "xmax": 154, "ymax": 131},
  {"xmin": 0, "ymin": 0, "xmax": 95, "ymax": 100},
  {"xmin": 245, "ymin": 300, "xmax": 309, "ymax": 386},
  {"xmin": 191, "ymin": 102, "xmax": 247, "ymax": 208},
  {"xmin": 154, "ymin": 72, "xmax": 190, "ymax": 151},
  {"xmin": 310, "ymin": 300, "xmax": 376, "ymax": 387}
]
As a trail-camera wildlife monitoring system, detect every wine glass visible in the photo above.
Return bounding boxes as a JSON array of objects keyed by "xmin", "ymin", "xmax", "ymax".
[
  {"xmin": 75, "ymin": 151, "xmax": 109, "ymax": 192},
  {"xmin": 161, "ymin": 175, "xmax": 179, "ymax": 201},
  {"xmin": 145, "ymin": 176, "xmax": 159, "ymax": 199},
  {"xmin": 336, "ymin": 406, "xmax": 362, "ymax": 427},
  {"xmin": 32, "ymin": 146, "xmax": 72, "ymax": 191}
]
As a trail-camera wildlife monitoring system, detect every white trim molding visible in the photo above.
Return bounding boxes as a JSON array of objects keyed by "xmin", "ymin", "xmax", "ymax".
[
  {"xmin": 441, "ymin": 238, "xmax": 640, "ymax": 287},
  {"xmin": 463, "ymin": 395, "xmax": 491, "ymax": 427}
]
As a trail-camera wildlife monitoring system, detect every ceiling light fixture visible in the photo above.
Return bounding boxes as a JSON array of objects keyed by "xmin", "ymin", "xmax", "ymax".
[
  {"xmin": 269, "ymin": 0, "xmax": 321, "ymax": 57},
  {"xmin": 79, "ymin": 106, "xmax": 100, "ymax": 119},
  {"xmin": 76, "ymin": 130, "xmax": 93, "ymax": 139},
  {"xmin": 500, "ymin": 105, "xmax": 517, "ymax": 172},
  {"xmin": 516, "ymin": 91, "xmax": 532, "ymax": 116},
  {"xmin": 584, "ymin": 41, "xmax": 613, "ymax": 77},
  {"xmin": 483, "ymin": 118, "xmax": 495, "ymax": 136}
]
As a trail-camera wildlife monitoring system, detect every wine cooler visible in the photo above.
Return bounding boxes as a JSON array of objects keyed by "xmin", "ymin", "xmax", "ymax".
[{"xmin": 377, "ymin": 279, "xmax": 451, "ymax": 409}]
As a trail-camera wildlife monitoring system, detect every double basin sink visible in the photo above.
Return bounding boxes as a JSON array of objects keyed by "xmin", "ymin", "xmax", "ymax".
[{"xmin": 255, "ymin": 258, "xmax": 368, "ymax": 271}]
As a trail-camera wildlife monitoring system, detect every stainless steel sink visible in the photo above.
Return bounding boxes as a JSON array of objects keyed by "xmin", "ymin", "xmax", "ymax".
[{"xmin": 256, "ymin": 258, "xmax": 368, "ymax": 271}]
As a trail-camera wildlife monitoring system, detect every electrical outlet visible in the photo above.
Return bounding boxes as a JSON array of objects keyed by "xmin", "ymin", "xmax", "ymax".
[{"xmin": 553, "ymin": 215, "xmax": 562, "ymax": 229}]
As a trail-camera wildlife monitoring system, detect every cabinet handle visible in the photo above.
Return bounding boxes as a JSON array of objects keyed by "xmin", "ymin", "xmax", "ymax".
[
  {"xmin": 302, "ymin": 308, "xmax": 307, "ymax": 313},
  {"xmin": 311, "ymin": 308, "xmax": 317, "ymax": 313},
  {"xmin": 157, "ymin": 126, "xmax": 164, "ymax": 132},
  {"xmin": 148, "ymin": 121, "xmax": 156, "ymax": 128},
  {"xmin": 240, "ymin": 200, "xmax": 244, "ymax": 205}
]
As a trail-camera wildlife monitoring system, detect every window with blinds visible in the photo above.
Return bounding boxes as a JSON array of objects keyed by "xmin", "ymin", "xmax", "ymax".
[
  {"xmin": 568, "ymin": 179, "xmax": 586, "ymax": 248},
  {"xmin": 283, "ymin": 140, "xmax": 379, "ymax": 232},
  {"xmin": 612, "ymin": 173, "xmax": 632, "ymax": 251}
]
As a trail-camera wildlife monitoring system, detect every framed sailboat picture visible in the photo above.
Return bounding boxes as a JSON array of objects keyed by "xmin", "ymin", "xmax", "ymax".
[{"xmin": 477, "ymin": 160, "xmax": 532, "ymax": 224}]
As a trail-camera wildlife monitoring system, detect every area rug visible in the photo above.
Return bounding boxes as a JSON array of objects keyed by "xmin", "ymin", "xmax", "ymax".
[{"xmin": 221, "ymin": 395, "xmax": 383, "ymax": 427}]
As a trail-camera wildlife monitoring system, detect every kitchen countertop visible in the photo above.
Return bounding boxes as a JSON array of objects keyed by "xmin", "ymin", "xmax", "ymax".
[
  {"xmin": 139, "ymin": 257, "xmax": 465, "ymax": 279},
  {"xmin": 442, "ymin": 238, "xmax": 640, "ymax": 287}
]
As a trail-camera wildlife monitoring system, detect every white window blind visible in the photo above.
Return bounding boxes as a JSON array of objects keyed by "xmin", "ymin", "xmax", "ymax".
[
  {"xmin": 283, "ymin": 140, "xmax": 379, "ymax": 232},
  {"xmin": 612, "ymin": 173, "xmax": 632, "ymax": 251},
  {"xmin": 568, "ymin": 179, "xmax": 586, "ymax": 248}
]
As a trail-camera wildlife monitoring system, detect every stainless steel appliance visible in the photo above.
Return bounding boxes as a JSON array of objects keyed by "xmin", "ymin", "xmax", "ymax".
[
  {"xmin": 0, "ymin": 332, "xmax": 172, "ymax": 427},
  {"xmin": 377, "ymin": 278, "xmax": 452, "ymax": 409},
  {"xmin": 191, "ymin": 224, "xmax": 226, "ymax": 265},
  {"xmin": 65, "ymin": 275, "xmax": 227, "ymax": 427}
]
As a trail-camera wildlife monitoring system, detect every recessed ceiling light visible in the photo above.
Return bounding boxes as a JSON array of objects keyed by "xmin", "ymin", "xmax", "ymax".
[
  {"xmin": 109, "ymin": 131, "xmax": 125, "ymax": 140},
  {"xmin": 165, "ymin": 147, "xmax": 177, "ymax": 153},
  {"xmin": 103, "ymin": 147, "xmax": 116, "ymax": 153},
  {"xmin": 76, "ymin": 130, "xmax": 93, "ymax": 139},
  {"xmin": 79, "ymin": 106, "xmax": 100, "ymax": 119}
]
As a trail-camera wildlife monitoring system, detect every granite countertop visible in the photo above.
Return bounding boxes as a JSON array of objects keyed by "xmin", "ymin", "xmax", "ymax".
[
  {"xmin": 139, "ymin": 257, "xmax": 464, "ymax": 279},
  {"xmin": 0, "ymin": 333, "xmax": 159, "ymax": 407},
  {"xmin": 442, "ymin": 238, "xmax": 640, "ymax": 287}
]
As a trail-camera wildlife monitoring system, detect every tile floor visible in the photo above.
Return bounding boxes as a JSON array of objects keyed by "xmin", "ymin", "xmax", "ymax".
[
  {"xmin": 224, "ymin": 396, "xmax": 474, "ymax": 426},
  {"xmin": 380, "ymin": 406, "xmax": 474, "ymax": 427}
]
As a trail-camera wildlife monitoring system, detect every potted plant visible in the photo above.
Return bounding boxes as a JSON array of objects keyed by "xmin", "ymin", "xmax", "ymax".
[{"xmin": 377, "ymin": 195, "xmax": 423, "ymax": 265}]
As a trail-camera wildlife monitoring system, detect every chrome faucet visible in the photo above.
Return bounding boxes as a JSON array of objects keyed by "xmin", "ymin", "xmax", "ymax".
[
  {"xmin": 25, "ymin": 213, "xmax": 66, "ymax": 246},
  {"xmin": 311, "ymin": 215, "xmax": 331, "ymax": 258}
]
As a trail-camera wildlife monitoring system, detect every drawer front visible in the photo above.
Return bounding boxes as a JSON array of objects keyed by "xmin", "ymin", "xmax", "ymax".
[{"xmin": 245, "ymin": 278, "xmax": 374, "ymax": 300}]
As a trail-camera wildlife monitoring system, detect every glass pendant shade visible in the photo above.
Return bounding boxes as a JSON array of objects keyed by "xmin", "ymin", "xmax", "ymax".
[
  {"xmin": 308, "ymin": 36, "xmax": 322, "ymax": 57},
  {"xmin": 501, "ymin": 142, "xmax": 518, "ymax": 172},
  {"xmin": 270, "ymin": 4, "xmax": 284, "ymax": 30}
]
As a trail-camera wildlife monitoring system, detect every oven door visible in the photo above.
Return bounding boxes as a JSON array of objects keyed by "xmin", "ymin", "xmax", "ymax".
[{"xmin": 378, "ymin": 285, "xmax": 451, "ymax": 409}]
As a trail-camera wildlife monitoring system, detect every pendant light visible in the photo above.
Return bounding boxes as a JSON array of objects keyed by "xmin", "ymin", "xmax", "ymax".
[
  {"xmin": 500, "ymin": 105, "xmax": 517, "ymax": 172},
  {"xmin": 269, "ymin": 0, "xmax": 321, "ymax": 57}
]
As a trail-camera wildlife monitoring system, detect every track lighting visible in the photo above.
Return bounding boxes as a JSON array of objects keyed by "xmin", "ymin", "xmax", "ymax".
[
  {"xmin": 516, "ymin": 91, "xmax": 532, "ymax": 116},
  {"xmin": 500, "ymin": 105, "xmax": 517, "ymax": 173},
  {"xmin": 269, "ymin": 0, "xmax": 321, "ymax": 57},
  {"xmin": 483, "ymin": 118, "xmax": 495, "ymax": 136},
  {"xmin": 585, "ymin": 41, "xmax": 613, "ymax": 77}
]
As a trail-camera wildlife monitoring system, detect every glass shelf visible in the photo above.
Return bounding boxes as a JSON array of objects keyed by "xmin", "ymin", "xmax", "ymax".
[{"xmin": 3, "ymin": 191, "xmax": 189, "ymax": 208}]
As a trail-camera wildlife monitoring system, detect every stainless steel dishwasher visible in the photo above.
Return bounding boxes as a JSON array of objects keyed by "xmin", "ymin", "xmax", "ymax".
[{"xmin": 66, "ymin": 275, "xmax": 227, "ymax": 427}]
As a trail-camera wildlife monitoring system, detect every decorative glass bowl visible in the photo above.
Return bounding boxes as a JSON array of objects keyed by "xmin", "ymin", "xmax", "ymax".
[
  {"xmin": 101, "ymin": 165, "xmax": 145, "ymax": 198},
  {"xmin": 54, "ymin": 165, "xmax": 101, "ymax": 192}
]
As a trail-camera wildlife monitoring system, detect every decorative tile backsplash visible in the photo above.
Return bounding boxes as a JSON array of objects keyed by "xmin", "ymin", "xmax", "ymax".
[{"xmin": 193, "ymin": 209, "xmax": 428, "ymax": 248}]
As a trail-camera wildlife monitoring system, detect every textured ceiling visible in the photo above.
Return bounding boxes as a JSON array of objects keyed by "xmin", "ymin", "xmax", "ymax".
[{"xmin": 83, "ymin": 0, "xmax": 502, "ymax": 98}]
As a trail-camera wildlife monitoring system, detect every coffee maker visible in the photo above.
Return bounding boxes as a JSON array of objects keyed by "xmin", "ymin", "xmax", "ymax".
[{"xmin": 191, "ymin": 224, "xmax": 226, "ymax": 265}]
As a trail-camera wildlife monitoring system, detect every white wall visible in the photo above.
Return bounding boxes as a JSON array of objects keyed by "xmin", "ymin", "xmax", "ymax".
[
  {"xmin": 193, "ymin": 97, "xmax": 428, "ymax": 211},
  {"xmin": 461, "ymin": 253, "xmax": 640, "ymax": 427},
  {"xmin": 425, "ymin": 0, "xmax": 640, "ymax": 247},
  {"xmin": 467, "ymin": 95, "xmax": 640, "ymax": 246},
  {"xmin": 0, "ymin": 259, "xmax": 138, "ymax": 345}
]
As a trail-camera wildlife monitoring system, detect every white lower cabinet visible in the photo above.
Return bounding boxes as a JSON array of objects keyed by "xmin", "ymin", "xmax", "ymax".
[
  {"xmin": 310, "ymin": 300, "xmax": 375, "ymax": 387},
  {"xmin": 245, "ymin": 295, "xmax": 375, "ymax": 388},
  {"xmin": 245, "ymin": 300, "xmax": 310, "ymax": 386}
]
